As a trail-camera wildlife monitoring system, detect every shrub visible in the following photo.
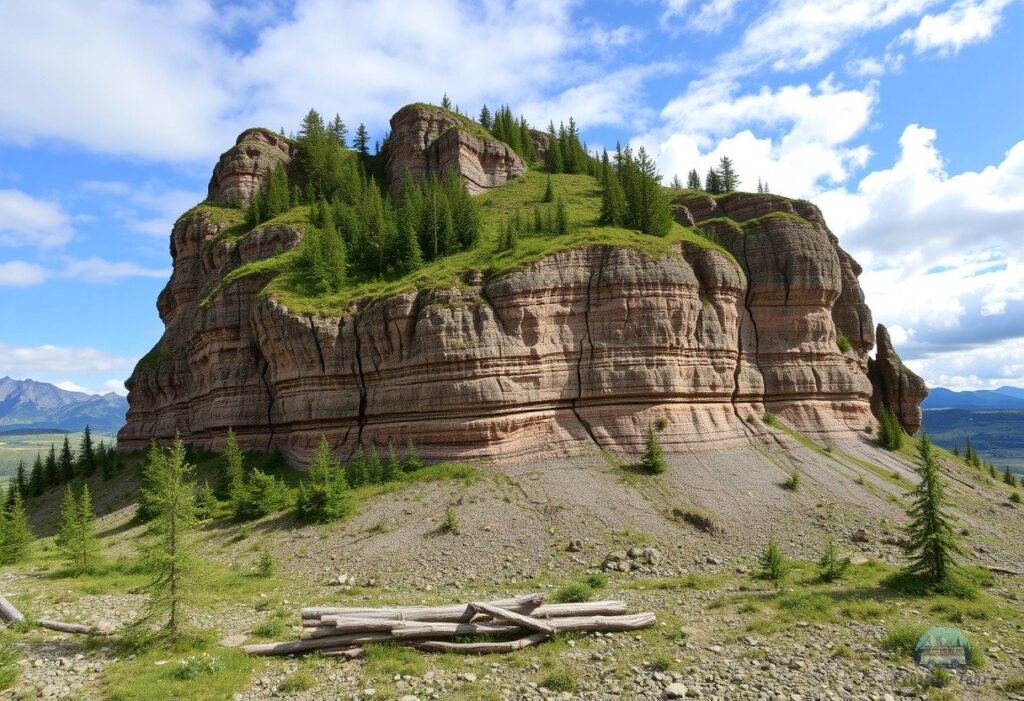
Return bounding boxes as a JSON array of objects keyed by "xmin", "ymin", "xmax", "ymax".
[
  {"xmin": 754, "ymin": 536, "xmax": 787, "ymax": 583},
  {"xmin": 1011, "ymin": 491, "xmax": 1021, "ymax": 504},
  {"xmin": 882, "ymin": 622, "xmax": 929, "ymax": 655},
  {"xmin": 542, "ymin": 669, "xmax": 577, "ymax": 692},
  {"xmin": 583, "ymin": 573, "xmax": 607, "ymax": 590},
  {"xmin": 255, "ymin": 550, "xmax": 275, "ymax": 578},
  {"xmin": 640, "ymin": 425, "xmax": 667, "ymax": 474},
  {"xmin": 877, "ymin": 406, "xmax": 904, "ymax": 451},
  {"xmin": 252, "ymin": 619, "xmax": 285, "ymax": 638},
  {"xmin": 835, "ymin": 331, "xmax": 852, "ymax": 353},
  {"xmin": 762, "ymin": 412, "xmax": 782, "ymax": 429},
  {"xmin": 817, "ymin": 535, "xmax": 850, "ymax": 582},
  {"xmin": 655, "ymin": 416, "xmax": 669, "ymax": 430},
  {"xmin": 296, "ymin": 437, "xmax": 352, "ymax": 523},
  {"xmin": 440, "ymin": 507, "xmax": 459, "ymax": 533},
  {"xmin": 782, "ymin": 471, "xmax": 800, "ymax": 491},
  {"xmin": 1004, "ymin": 675, "xmax": 1024, "ymax": 693},
  {"xmin": 554, "ymin": 583, "xmax": 593, "ymax": 603},
  {"xmin": 672, "ymin": 505, "xmax": 722, "ymax": 535}
]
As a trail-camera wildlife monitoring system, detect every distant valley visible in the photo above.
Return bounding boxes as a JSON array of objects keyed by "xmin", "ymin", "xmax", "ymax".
[
  {"xmin": 922, "ymin": 385, "xmax": 1024, "ymax": 475},
  {"xmin": 0, "ymin": 377, "xmax": 125, "ymax": 479}
]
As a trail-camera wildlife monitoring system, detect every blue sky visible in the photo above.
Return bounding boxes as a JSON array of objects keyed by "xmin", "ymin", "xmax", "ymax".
[{"xmin": 1, "ymin": 0, "xmax": 1022, "ymax": 394}]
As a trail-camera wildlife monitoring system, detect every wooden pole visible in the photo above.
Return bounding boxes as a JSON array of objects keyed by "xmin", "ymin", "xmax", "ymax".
[
  {"xmin": 411, "ymin": 633, "xmax": 549, "ymax": 655},
  {"xmin": 301, "ymin": 594, "xmax": 545, "ymax": 624},
  {"xmin": 36, "ymin": 620, "xmax": 97, "ymax": 635},
  {"xmin": 0, "ymin": 595, "xmax": 25, "ymax": 624},
  {"xmin": 469, "ymin": 602, "xmax": 554, "ymax": 635}
]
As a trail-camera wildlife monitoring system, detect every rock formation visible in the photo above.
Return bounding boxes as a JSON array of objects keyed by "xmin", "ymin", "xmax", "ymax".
[
  {"xmin": 386, "ymin": 105, "xmax": 526, "ymax": 194},
  {"xmin": 868, "ymin": 324, "xmax": 928, "ymax": 435},
  {"xmin": 119, "ymin": 107, "xmax": 926, "ymax": 466},
  {"xmin": 207, "ymin": 128, "xmax": 294, "ymax": 208}
]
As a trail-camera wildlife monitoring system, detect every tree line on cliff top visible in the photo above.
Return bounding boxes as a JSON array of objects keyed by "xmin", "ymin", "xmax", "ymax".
[{"xmin": 242, "ymin": 102, "xmax": 676, "ymax": 296}]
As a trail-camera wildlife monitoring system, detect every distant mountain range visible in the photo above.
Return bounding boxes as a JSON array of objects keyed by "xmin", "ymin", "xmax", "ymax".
[
  {"xmin": 922, "ymin": 386, "xmax": 1024, "ymax": 411},
  {"xmin": 0, "ymin": 377, "xmax": 127, "ymax": 434}
]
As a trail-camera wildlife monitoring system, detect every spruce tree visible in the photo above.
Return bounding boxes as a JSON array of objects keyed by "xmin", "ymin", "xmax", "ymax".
[
  {"xmin": 904, "ymin": 434, "xmax": 963, "ymax": 584},
  {"xmin": 478, "ymin": 104, "xmax": 492, "ymax": 131},
  {"xmin": 640, "ymin": 425, "xmax": 667, "ymax": 474},
  {"xmin": 717, "ymin": 156, "xmax": 739, "ymax": 192},
  {"xmin": 78, "ymin": 426, "xmax": 95, "ymax": 477},
  {"xmin": 137, "ymin": 436, "xmax": 198, "ymax": 642},
  {"xmin": 44, "ymin": 445, "xmax": 58, "ymax": 487},
  {"xmin": 878, "ymin": 406, "xmax": 904, "ymax": 451},
  {"xmin": 29, "ymin": 454, "xmax": 44, "ymax": 497},
  {"xmin": 543, "ymin": 175, "xmax": 554, "ymax": 203},
  {"xmin": 354, "ymin": 123, "xmax": 370, "ymax": 156},
  {"xmin": 686, "ymin": 168, "xmax": 702, "ymax": 190},
  {"xmin": 670, "ymin": 174, "xmax": 683, "ymax": 189},
  {"xmin": 817, "ymin": 534, "xmax": 849, "ymax": 582},
  {"xmin": 383, "ymin": 443, "xmax": 401, "ymax": 483},
  {"xmin": 221, "ymin": 428, "xmax": 246, "ymax": 508},
  {"xmin": 441, "ymin": 93, "xmax": 452, "ymax": 110},
  {"xmin": 404, "ymin": 439, "xmax": 425, "ymax": 472},
  {"xmin": 556, "ymin": 198, "xmax": 569, "ymax": 235},
  {"xmin": 195, "ymin": 481, "xmax": 217, "ymax": 520},
  {"xmin": 56, "ymin": 485, "xmax": 96, "ymax": 574},
  {"xmin": 296, "ymin": 437, "xmax": 352, "ymax": 523},
  {"xmin": 329, "ymin": 113, "xmax": 348, "ymax": 147},
  {"xmin": 0, "ymin": 489, "xmax": 33, "ymax": 565},
  {"xmin": 629, "ymin": 147, "xmax": 673, "ymax": 236},
  {"xmin": 58, "ymin": 436, "xmax": 75, "ymax": 483},
  {"xmin": 600, "ymin": 169, "xmax": 627, "ymax": 227},
  {"xmin": 704, "ymin": 168, "xmax": 722, "ymax": 194}
]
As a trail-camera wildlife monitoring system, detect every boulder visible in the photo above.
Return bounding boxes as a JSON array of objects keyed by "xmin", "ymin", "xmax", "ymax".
[{"xmin": 868, "ymin": 323, "xmax": 928, "ymax": 435}]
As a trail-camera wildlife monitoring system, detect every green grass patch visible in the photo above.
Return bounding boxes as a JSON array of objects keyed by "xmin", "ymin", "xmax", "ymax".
[
  {"xmin": 363, "ymin": 643, "xmax": 428, "ymax": 678},
  {"xmin": 554, "ymin": 582, "xmax": 593, "ymax": 603},
  {"xmin": 882, "ymin": 622, "xmax": 929, "ymax": 656},
  {"xmin": 278, "ymin": 669, "xmax": 316, "ymax": 693},
  {"xmin": 541, "ymin": 668, "xmax": 577, "ymax": 692},
  {"xmin": 103, "ymin": 643, "xmax": 254, "ymax": 701}
]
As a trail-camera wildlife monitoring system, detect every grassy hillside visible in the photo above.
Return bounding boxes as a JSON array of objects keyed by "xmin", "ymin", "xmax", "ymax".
[
  {"xmin": 0, "ymin": 429, "xmax": 118, "ymax": 479},
  {"xmin": 199, "ymin": 168, "xmax": 730, "ymax": 316}
]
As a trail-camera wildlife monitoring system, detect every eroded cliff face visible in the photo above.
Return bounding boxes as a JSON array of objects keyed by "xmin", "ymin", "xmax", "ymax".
[
  {"xmin": 207, "ymin": 129, "xmax": 294, "ymax": 208},
  {"xmin": 120, "ymin": 114, "xmax": 923, "ymax": 466},
  {"xmin": 386, "ymin": 105, "xmax": 526, "ymax": 194}
]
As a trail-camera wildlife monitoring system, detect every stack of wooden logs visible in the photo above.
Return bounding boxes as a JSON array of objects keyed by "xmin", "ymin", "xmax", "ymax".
[{"xmin": 243, "ymin": 593, "xmax": 655, "ymax": 657}]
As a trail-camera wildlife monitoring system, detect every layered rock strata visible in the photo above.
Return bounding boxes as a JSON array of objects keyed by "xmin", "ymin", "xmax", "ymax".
[
  {"xmin": 386, "ymin": 105, "xmax": 526, "ymax": 194},
  {"xmin": 207, "ymin": 128, "xmax": 294, "ymax": 208},
  {"xmin": 868, "ymin": 324, "xmax": 928, "ymax": 434}
]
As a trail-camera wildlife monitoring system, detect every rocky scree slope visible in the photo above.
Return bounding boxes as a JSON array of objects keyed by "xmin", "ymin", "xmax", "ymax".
[{"xmin": 118, "ymin": 107, "xmax": 926, "ymax": 466}]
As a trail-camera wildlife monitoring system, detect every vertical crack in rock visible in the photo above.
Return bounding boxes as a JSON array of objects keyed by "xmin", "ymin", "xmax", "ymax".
[
  {"xmin": 478, "ymin": 283, "xmax": 507, "ymax": 336},
  {"xmin": 572, "ymin": 248, "xmax": 602, "ymax": 449},
  {"xmin": 730, "ymin": 234, "xmax": 763, "ymax": 427},
  {"xmin": 351, "ymin": 314, "xmax": 369, "ymax": 458},
  {"xmin": 254, "ymin": 344, "xmax": 276, "ymax": 452},
  {"xmin": 307, "ymin": 317, "xmax": 326, "ymax": 375},
  {"xmin": 765, "ymin": 229, "xmax": 790, "ymax": 306}
]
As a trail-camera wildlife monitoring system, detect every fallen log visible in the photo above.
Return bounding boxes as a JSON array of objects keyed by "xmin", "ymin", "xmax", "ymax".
[
  {"xmin": 244, "ymin": 632, "xmax": 396, "ymax": 656},
  {"xmin": 984, "ymin": 565, "xmax": 1022, "ymax": 576},
  {"xmin": 321, "ymin": 647, "xmax": 364, "ymax": 659},
  {"xmin": 36, "ymin": 619, "xmax": 97, "ymax": 635},
  {"xmin": 308, "ymin": 600, "xmax": 628, "ymax": 629},
  {"xmin": 301, "ymin": 594, "xmax": 544, "ymax": 625},
  {"xmin": 0, "ymin": 594, "xmax": 25, "ymax": 624},
  {"xmin": 411, "ymin": 633, "xmax": 549, "ymax": 655},
  {"xmin": 389, "ymin": 613, "xmax": 655, "ymax": 640},
  {"xmin": 469, "ymin": 602, "xmax": 554, "ymax": 635},
  {"xmin": 530, "ymin": 601, "xmax": 628, "ymax": 619}
]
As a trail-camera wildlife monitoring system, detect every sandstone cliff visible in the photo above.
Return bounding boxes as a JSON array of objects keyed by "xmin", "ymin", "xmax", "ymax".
[{"xmin": 119, "ymin": 108, "xmax": 925, "ymax": 466}]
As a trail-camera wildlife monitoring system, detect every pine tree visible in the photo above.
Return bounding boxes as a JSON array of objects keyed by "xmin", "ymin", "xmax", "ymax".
[
  {"xmin": 58, "ymin": 436, "xmax": 75, "ymax": 483},
  {"xmin": 686, "ymin": 168, "xmax": 702, "ymax": 190},
  {"xmin": 0, "ymin": 489, "xmax": 33, "ymax": 565},
  {"xmin": 1005, "ymin": 467, "xmax": 1020, "ymax": 487},
  {"xmin": 717, "ymin": 156, "xmax": 739, "ymax": 192},
  {"xmin": 817, "ymin": 534, "xmax": 849, "ymax": 582},
  {"xmin": 354, "ymin": 123, "xmax": 370, "ymax": 156},
  {"xmin": 543, "ymin": 175, "xmax": 554, "ymax": 203},
  {"xmin": 404, "ymin": 439, "xmax": 425, "ymax": 472},
  {"xmin": 29, "ymin": 454, "xmax": 44, "ymax": 497},
  {"xmin": 704, "ymin": 167, "xmax": 722, "ymax": 194},
  {"xmin": 78, "ymin": 426, "xmax": 95, "ymax": 477},
  {"xmin": 904, "ymin": 434, "xmax": 964, "ymax": 584},
  {"xmin": 441, "ymin": 93, "xmax": 452, "ymax": 110},
  {"xmin": 556, "ymin": 198, "xmax": 569, "ymax": 235},
  {"xmin": 600, "ymin": 169, "xmax": 627, "ymax": 227},
  {"xmin": 964, "ymin": 436, "xmax": 977, "ymax": 466},
  {"xmin": 220, "ymin": 428, "xmax": 246, "ymax": 509},
  {"xmin": 755, "ymin": 535, "xmax": 787, "ymax": 583},
  {"xmin": 364, "ymin": 445, "xmax": 383, "ymax": 484},
  {"xmin": 44, "ymin": 444, "xmax": 58, "ymax": 487},
  {"xmin": 346, "ymin": 446, "xmax": 367, "ymax": 488},
  {"xmin": 329, "ymin": 113, "xmax": 348, "ymax": 147},
  {"xmin": 136, "ymin": 436, "xmax": 198, "ymax": 642},
  {"xmin": 670, "ymin": 174, "xmax": 682, "ymax": 189},
  {"xmin": 478, "ymin": 104, "xmax": 492, "ymax": 131},
  {"xmin": 296, "ymin": 437, "xmax": 352, "ymax": 523},
  {"xmin": 629, "ymin": 147, "xmax": 673, "ymax": 236},
  {"xmin": 56, "ymin": 485, "xmax": 96, "ymax": 574},
  {"xmin": 383, "ymin": 443, "xmax": 401, "ymax": 483},
  {"xmin": 136, "ymin": 439, "xmax": 163, "ymax": 522},
  {"xmin": 878, "ymin": 406, "xmax": 904, "ymax": 451},
  {"xmin": 195, "ymin": 481, "xmax": 217, "ymax": 520},
  {"xmin": 640, "ymin": 425, "xmax": 667, "ymax": 474}
]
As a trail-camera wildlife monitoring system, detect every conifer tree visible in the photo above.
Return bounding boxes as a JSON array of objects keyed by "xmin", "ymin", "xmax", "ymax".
[
  {"xmin": 221, "ymin": 428, "xmax": 246, "ymax": 508},
  {"xmin": 296, "ymin": 437, "xmax": 351, "ymax": 523},
  {"xmin": 29, "ymin": 454, "xmax": 44, "ymax": 497},
  {"xmin": 478, "ymin": 104, "xmax": 492, "ymax": 131},
  {"xmin": 78, "ymin": 425, "xmax": 95, "ymax": 477},
  {"xmin": 686, "ymin": 168, "xmax": 702, "ymax": 190},
  {"xmin": 543, "ymin": 175, "xmax": 554, "ymax": 203},
  {"xmin": 600, "ymin": 168, "xmax": 627, "ymax": 227},
  {"xmin": 346, "ymin": 446, "xmax": 367, "ymax": 488},
  {"xmin": 534, "ymin": 205, "xmax": 543, "ymax": 233},
  {"xmin": 0, "ymin": 489, "xmax": 33, "ymax": 565},
  {"xmin": 56, "ymin": 485, "xmax": 96, "ymax": 574},
  {"xmin": 354, "ymin": 123, "xmax": 370, "ymax": 156},
  {"xmin": 670, "ymin": 174, "xmax": 683, "ymax": 189},
  {"xmin": 195, "ymin": 481, "xmax": 217, "ymax": 520},
  {"xmin": 364, "ymin": 445, "xmax": 383, "ymax": 484},
  {"xmin": 383, "ymin": 443, "xmax": 401, "ymax": 483},
  {"xmin": 878, "ymin": 406, "xmax": 904, "ymax": 451},
  {"xmin": 136, "ymin": 436, "xmax": 197, "ymax": 642},
  {"xmin": 627, "ymin": 147, "xmax": 673, "ymax": 236},
  {"xmin": 302, "ymin": 200, "xmax": 347, "ymax": 293},
  {"xmin": 640, "ymin": 425, "xmax": 667, "ymax": 474},
  {"xmin": 544, "ymin": 123, "xmax": 564, "ymax": 173},
  {"xmin": 44, "ymin": 445, "xmax": 58, "ymax": 487},
  {"xmin": 817, "ymin": 534, "xmax": 849, "ymax": 582},
  {"xmin": 441, "ymin": 93, "xmax": 452, "ymax": 110},
  {"xmin": 756, "ymin": 535, "xmax": 787, "ymax": 583},
  {"xmin": 329, "ymin": 113, "xmax": 348, "ymax": 147},
  {"xmin": 904, "ymin": 434, "xmax": 963, "ymax": 584},
  {"xmin": 556, "ymin": 198, "xmax": 569, "ymax": 235},
  {"xmin": 58, "ymin": 436, "xmax": 75, "ymax": 483},
  {"xmin": 404, "ymin": 439, "xmax": 425, "ymax": 472},
  {"xmin": 704, "ymin": 167, "xmax": 722, "ymax": 194},
  {"xmin": 1005, "ymin": 467, "xmax": 1020, "ymax": 487},
  {"xmin": 717, "ymin": 156, "xmax": 739, "ymax": 192}
]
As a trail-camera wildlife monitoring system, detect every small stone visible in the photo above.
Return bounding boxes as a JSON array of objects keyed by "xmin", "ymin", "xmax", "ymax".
[
  {"xmin": 664, "ymin": 682, "xmax": 689, "ymax": 699},
  {"xmin": 461, "ymin": 672, "xmax": 477, "ymax": 682}
]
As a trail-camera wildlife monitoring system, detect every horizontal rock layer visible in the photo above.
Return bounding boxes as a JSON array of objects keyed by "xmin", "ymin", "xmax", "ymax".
[{"xmin": 120, "ymin": 185, "xmax": 883, "ymax": 465}]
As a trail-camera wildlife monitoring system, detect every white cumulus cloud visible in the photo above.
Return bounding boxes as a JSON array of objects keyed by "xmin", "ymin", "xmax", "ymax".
[
  {"xmin": 899, "ymin": 0, "xmax": 1015, "ymax": 56},
  {"xmin": 0, "ymin": 260, "xmax": 49, "ymax": 286},
  {"xmin": 0, "ymin": 190, "xmax": 73, "ymax": 248}
]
